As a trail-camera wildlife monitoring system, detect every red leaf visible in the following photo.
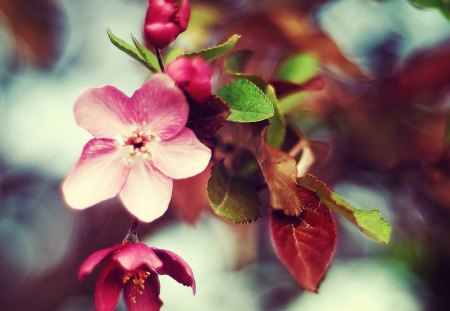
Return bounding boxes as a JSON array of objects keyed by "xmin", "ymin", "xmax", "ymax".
[
  {"xmin": 186, "ymin": 95, "xmax": 231, "ymax": 145},
  {"xmin": 270, "ymin": 75, "xmax": 326, "ymax": 98},
  {"xmin": 270, "ymin": 186, "xmax": 336, "ymax": 292}
]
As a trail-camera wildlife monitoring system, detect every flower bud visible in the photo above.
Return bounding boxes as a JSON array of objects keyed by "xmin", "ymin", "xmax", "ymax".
[
  {"xmin": 144, "ymin": 0, "xmax": 190, "ymax": 48},
  {"xmin": 167, "ymin": 56, "xmax": 212, "ymax": 102}
]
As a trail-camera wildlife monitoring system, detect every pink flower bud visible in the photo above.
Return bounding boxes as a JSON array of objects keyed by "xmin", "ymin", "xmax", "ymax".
[
  {"xmin": 144, "ymin": 0, "xmax": 190, "ymax": 48},
  {"xmin": 167, "ymin": 56, "xmax": 212, "ymax": 102}
]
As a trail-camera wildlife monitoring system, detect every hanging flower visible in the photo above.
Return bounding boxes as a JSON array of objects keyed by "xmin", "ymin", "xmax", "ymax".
[
  {"xmin": 79, "ymin": 242, "xmax": 195, "ymax": 311},
  {"xmin": 144, "ymin": 0, "xmax": 190, "ymax": 48},
  {"xmin": 62, "ymin": 74, "xmax": 211, "ymax": 222},
  {"xmin": 167, "ymin": 56, "xmax": 212, "ymax": 102}
]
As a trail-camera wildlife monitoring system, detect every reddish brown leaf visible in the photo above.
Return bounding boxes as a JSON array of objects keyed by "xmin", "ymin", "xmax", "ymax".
[
  {"xmin": 216, "ymin": 122, "xmax": 303, "ymax": 216},
  {"xmin": 186, "ymin": 95, "xmax": 231, "ymax": 144},
  {"xmin": 171, "ymin": 164, "xmax": 212, "ymax": 225},
  {"xmin": 260, "ymin": 147, "xmax": 302, "ymax": 216},
  {"xmin": 270, "ymin": 186, "xmax": 336, "ymax": 292},
  {"xmin": 270, "ymin": 75, "xmax": 326, "ymax": 98}
]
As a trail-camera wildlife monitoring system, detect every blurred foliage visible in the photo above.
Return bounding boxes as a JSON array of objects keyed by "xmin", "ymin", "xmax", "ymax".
[
  {"xmin": 1, "ymin": 0, "xmax": 450, "ymax": 310},
  {"xmin": 408, "ymin": 0, "xmax": 450, "ymax": 19}
]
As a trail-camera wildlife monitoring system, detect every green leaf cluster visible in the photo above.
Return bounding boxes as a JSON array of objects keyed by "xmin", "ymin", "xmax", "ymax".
[
  {"xmin": 107, "ymin": 28, "xmax": 159, "ymax": 72},
  {"xmin": 107, "ymin": 30, "xmax": 241, "ymax": 70}
]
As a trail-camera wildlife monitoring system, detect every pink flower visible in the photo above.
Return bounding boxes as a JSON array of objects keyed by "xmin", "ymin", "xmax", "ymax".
[
  {"xmin": 62, "ymin": 74, "xmax": 211, "ymax": 222},
  {"xmin": 144, "ymin": 0, "xmax": 190, "ymax": 48},
  {"xmin": 167, "ymin": 56, "xmax": 212, "ymax": 102},
  {"xmin": 79, "ymin": 242, "xmax": 195, "ymax": 311}
]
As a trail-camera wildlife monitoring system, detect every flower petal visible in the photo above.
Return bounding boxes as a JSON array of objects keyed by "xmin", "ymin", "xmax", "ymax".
[
  {"xmin": 129, "ymin": 74, "xmax": 188, "ymax": 140},
  {"xmin": 74, "ymin": 86, "xmax": 134, "ymax": 138},
  {"xmin": 78, "ymin": 243, "xmax": 124, "ymax": 281},
  {"xmin": 113, "ymin": 243, "xmax": 163, "ymax": 272},
  {"xmin": 151, "ymin": 128, "xmax": 211, "ymax": 179},
  {"xmin": 124, "ymin": 272, "xmax": 163, "ymax": 311},
  {"xmin": 152, "ymin": 247, "xmax": 196, "ymax": 294},
  {"xmin": 119, "ymin": 161, "xmax": 173, "ymax": 222},
  {"xmin": 62, "ymin": 139, "xmax": 130, "ymax": 209},
  {"xmin": 94, "ymin": 262, "xmax": 123, "ymax": 311}
]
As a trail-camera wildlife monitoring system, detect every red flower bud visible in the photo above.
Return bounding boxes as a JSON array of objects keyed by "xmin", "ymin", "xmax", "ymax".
[
  {"xmin": 167, "ymin": 56, "xmax": 212, "ymax": 102},
  {"xmin": 144, "ymin": 0, "xmax": 190, "ymax": 48}
]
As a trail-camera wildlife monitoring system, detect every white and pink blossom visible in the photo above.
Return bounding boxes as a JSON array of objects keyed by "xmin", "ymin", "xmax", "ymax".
[{"xmin": 62, "ymin": 74, "xmax": 211, "ymax": 222}]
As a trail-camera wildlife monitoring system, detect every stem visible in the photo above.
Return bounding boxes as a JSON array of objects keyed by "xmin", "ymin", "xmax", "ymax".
[
  {"xmin": 155, "ymin": 47, "xmax": 165, "ymax": 72},
  {"xmin": 124, "ymin": 217, "xmax": 139, "ymax": 243}
]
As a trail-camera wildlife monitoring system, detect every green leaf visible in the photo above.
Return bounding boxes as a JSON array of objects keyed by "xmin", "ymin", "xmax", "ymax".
[
  {"xmin": 225, "ymin": 50, "xmax": 254, "ymax": 73},
  {"xmin": 277, "ymin": 53, "xmax": 319, "ymax": 84},
  {"xmin": 164, "ymin": 47, "xmax": 184, "ymax": 64},
  {"xmin": 207, "ymin": 161, "xmax": 261, "ymax": 223},
  {"xmin": 217, "ymin": 79, "xmax": 274, "ymax": 122},
  {"xmin": 265, "ymin": 85, "xmax": 286, "ymax": 148},
  {"xmin": 408, "ymin": 0, "xmax": 450, "ymax": 19},
  {"xmin": 106, "ymin": 28, "xmax": 158, "ymax": 72},
  {"xmin": 299, "ymin": 174, "xmax": 392, "ymax": 244},
  {"xmin": 186, "ymin": 34, "xmax": 241, "ymax": 62},
  {"xmin": 130, "ymin": 35, "xmax": 159, "ymax": 71}
]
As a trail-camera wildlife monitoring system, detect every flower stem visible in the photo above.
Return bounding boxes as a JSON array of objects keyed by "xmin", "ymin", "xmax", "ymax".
[
  {"xmin": 155, "ymin": 48, "xmax": 165, "ymax": 72},
  {"xmin": 124, "ymin": 217, "xmax": 139, "ymax": 243}
]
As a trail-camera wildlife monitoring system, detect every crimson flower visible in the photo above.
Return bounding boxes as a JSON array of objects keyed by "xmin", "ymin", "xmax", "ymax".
[
  {"xmin": 167, "ymin": 56, "xmax": 212, "ymax": 102},
  {"xmin": 62, "ymin": 74, "xmax": 211, "ymax": 222},
  {"xmin": 79, "ymin": 242, "xmax": 195, "ymax": 311},
  {"xmin": 144, "ymin": 0, "xmax": 190, "ymax": 48}
]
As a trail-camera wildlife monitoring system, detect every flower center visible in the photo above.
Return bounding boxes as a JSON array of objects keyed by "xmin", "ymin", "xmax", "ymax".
[
  {"xmin": 122, "ymin": 129, "xmax": 160, "ymax": 161},
  {"xmin": 122, "ymin": 269, "xmax": 152, "ymax": 304}
]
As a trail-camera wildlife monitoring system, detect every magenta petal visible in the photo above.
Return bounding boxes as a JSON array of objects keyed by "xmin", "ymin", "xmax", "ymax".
[
  {"xmin": 78, "ymin": 243, "xmax": 124, "ymax": 281},
  {"xmin": 94, "ymin": 262, "xmax": 123, "ymax": 311},
  {"xmin": 129, "ymin": 74, "xmax": 188, "ymax": 140},
  {"xmin": 152, "ymin": 247, "xmax": 196, "ymax": 294},
  {"xmin": 113, "ymin": 243, "xmax": 163, "ymax": 272},
  {"xmin": 151, "ymin": 128, "xmax": 211, "ymax": 179},
  {"xmin": 124, "ymin": 272, "xmax": 163, "ymax": 311},
  {"xmin": 119, "ymin": 161, "xmax": 173, "ymax": 222},
  {"xmin": 62, "ymin": 139, "xmax": 130, "ymax": 209},
  {"xmin": 166, "ymin": 57, "xmax": 196, "ymax": 82},
  {"xmin": 74, "ymin": 85, "xmax": 134, "ymax": 139},
  {"xmin": 177, "ymin": 0, "xmax": 191, "ymax": 29}
]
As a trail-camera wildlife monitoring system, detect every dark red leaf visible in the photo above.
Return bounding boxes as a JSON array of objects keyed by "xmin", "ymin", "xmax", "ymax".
[
  {"xmin": 215, "ymin": 121, "xmax": 303, "ymax": 216},
  {"xmin": 270, "ymin": 186, "xmax": 336, "ymax": 292},
  {"xmin": 186, "ymin": 95, "xmax": 231, "ymax": 144},
  {"xmin": 270, "ymin": 75, "xmax": 326, "ymax": 98}
]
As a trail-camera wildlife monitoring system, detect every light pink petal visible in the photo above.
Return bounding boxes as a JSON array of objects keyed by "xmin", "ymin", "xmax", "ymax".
[
  {"xmin": 119, "ymin": 161, "xmax": 173, "ymax": 222},
  {"xmin": 62, "ymin": 139, "xmax": 130, "ymax": 209},
  {"xmin": 74, "ymin": 86, "xmax": 134, "ymax": 138},
  {"xmin": 151, "ymin": 128, "xmax": 211, "ymax": 179},
  {"xmin": 113, "ymin": 243, "xmax": 163, "ymax": 272},
  {"xmin": 78, "ymin": 243, "xmax": 124, "ymax": 281},
  {"xmin": 94, "ymin": 262, "xmax": 123, "ymax": 311},
  {"xmin": 129, "ymin": 74, "xmax": 188, "ymax": 140},
  {"xmin": 152, "ymin": 247, "xmax": 196, "ymax": 294},
  {"xmin": 124, "ymin": 272, "xmax": 163, "ymax": 311}
]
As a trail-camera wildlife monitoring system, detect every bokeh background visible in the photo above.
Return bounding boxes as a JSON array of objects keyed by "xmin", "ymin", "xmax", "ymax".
[{"xmin": 1, "ymin": 0, "xmax": 450, "ymax": 310}]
